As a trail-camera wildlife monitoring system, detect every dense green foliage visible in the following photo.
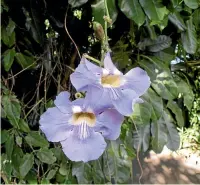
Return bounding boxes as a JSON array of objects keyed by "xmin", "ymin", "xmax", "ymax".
[{"xmin": 1, "ymin": 0, "xmax": 200, "ymax": 184}]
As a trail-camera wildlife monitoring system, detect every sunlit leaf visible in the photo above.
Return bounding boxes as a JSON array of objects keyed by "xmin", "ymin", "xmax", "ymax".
[
  {"xmin": 139, "ymin": 0, "xmax": 169, "ymax": 22},
  {"xmin": 118, "ymin": 0, "xmax": 145, "ymax": 26},
  {"xmin": 184, "ymin": 0, "xmax": 199, "ymax": 9},
  {"xmin": 181, "ymin": 16, "xmax": 197, "ymax": 54}
]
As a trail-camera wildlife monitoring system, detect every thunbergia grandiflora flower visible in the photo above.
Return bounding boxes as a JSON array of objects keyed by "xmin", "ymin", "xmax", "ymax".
[
  {"xmin": 70, "ymin": 53, "xmax": 151, "ymax": 116},
  {"xmin": 39, "ymin": 90, "xmax": 124, "ymax": 162}
]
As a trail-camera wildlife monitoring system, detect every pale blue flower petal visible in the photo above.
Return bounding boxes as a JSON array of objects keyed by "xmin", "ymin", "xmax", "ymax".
[
  {"xmin": 109, "ymin": 88, "xmax": 138, "ymax": 116},
  {"xmin": 103, "ymin": 53, "xmax": 122, "ymax": 75},
  {"xmin": 54, "ymin": 91, "xmax": 72, "ymax": 113},
  {"xmin": 61, "ymin": 129, "xmax": 107, "ymax": 162},
  {"xmin": 39, "ymin": 107, "xmax": 73, "ymax": 142},
  {"xmin": 124, "ymin": 67, "xmax": 151, "ymax": 96},
  {"xmin": 95, "ymin": 109, "xmax": 124, "ymax": 140}
]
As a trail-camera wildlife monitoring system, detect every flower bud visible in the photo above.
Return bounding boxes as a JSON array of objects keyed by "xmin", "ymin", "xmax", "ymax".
[{"xmin": 93, "ymin": 22, "xmax": 105, "ymax": 41}]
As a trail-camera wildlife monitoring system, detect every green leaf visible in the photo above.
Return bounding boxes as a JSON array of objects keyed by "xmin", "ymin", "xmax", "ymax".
[
  {"xmin": 184, "ymin": 0, "xmax": 199, "ymax": 9},
  {"xmin": 36, "ymin": 148, "xmax": 56, "ymax": 164},
  {"xmin": 1, "ymin": 153, "xmax": 13, "ymax": 182},
  {"xmin": 25, "ymin": 131, "xmax": 49, "ymax": 148},
  {"xmin": 167, "ymin": 101, "xmax": 184, "ymax": 127},
  {"xmin": 3, "ymin": 48, "xmax": 16, "ymax": 71},
  {"xmin": 139, "ymin": 0, "xmax": 169, "ymax": 22},
  {"xmin": 132, "ymin": 101, "xmax": 152, "ymax": 125},
  {"xmin": 6, "ymin": 18, "xmax": 16, "ymax": 36},
  {"xmin": 144, "ymin": 88, "xmax": 163, "ymax": 121},
  {"xmin": 2, "ymin": 94, "xmax": 21, "ymax": 128},
  {"xmin": 91, "ymin": 160, "xmax": 106, "ymax": 184},
  {"xmin": 68, "ymin": 0, "xmax": 88, "ymax": 7},
  {"xmin": 151, "ymin": 121, "xmax": 168, "ymax": 153},
  {"xmin": 72, "ymin": 162, "xmax": 93, "ymax": 184},
  {"xmin": 133, "ymin": 124, "xmax": 150, "ymax": 152},
  {"xmin": 193, "ymin": 9, "xmax": 200, "ymax": 30},
  {"xmin": 5, "ymin": 135, "xmax": 14, "ymax": 160},
  {"xmin": 175, "ymin": 76, "xmax": 194, "ymax": 110},
  {"xmin": 59, "ymin": 162, "xmax": 69, "ymax": 176},
  {"xmin": 19, "ymin": 153, "xmax": 34, "ymax": 178},
  {"xmin": 25, "ymin": 170, "xmax": 37, "ymax": 184},
  {"xmin": 118, "ymin": 0, "xmax": 145, "ymax": 26},
  {"xmin": 1, "ymin": 26, "xmax": 16, "ymax": 47},
  {"xmin": 138, "ymin": 35, "xmax": 172, "ymax": 52},
  {"xmin": 46, "ymin": 168, "xmax": 58, "ymax": 180},
  {"xmin": 181, "ymin": 16, "xmax": 197, "ymax": 54},
  {"xmin": 168, "ymin": 12, "xmax": 186, "ymax": 31},
  {"xmin": 15, "ymin": 136, "xmax": 22, "ymax": 147},
  {"xmin": 154, "ymin": 47, "xmax": 175, "ymax": 64},
  {"xmin": 15, "ymin": 53, "xmax": 36, "ymax": 69},
  {"xmin": 163, "ymin": 112, "xmax": 180, "ymax": 151},
  {"xmin": 1, "ymin": 130, "xmax": 9, "ymax": 144},
  {"xmin": 139, "ymin": 56, "xmax": 178, "ymax": 100},
  {"xmin": 18, "ymin": 119, "xmax": 30, "ymax": 133},
  {"xmin": 103, "ymin": 140, "xmax": 131, "ymax": 183},
  {"xmin": 12, "ymin": 146, "xmax": 24, "ymax": 176},
  {"xmin": 91, "ymin": 0, "xmax": 118, "ymax": 27}
]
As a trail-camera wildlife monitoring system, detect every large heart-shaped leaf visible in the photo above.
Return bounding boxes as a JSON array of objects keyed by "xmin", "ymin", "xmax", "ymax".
[
  {"xmin": 181, "ymin": 16, "xmax": 197, "ymax": 54},
  {"xmin": 91, "ymin": 0, "xmax": 118, "ymax": 27},
  {"xmin": 118, "ymin": 0, "xmax": 145, "ymax": 26}
]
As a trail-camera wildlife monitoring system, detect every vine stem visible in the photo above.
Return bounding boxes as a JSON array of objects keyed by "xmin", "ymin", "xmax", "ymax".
[
  {"xmin": 83, "ymin": 54, "xmax": 101, "ymax": 65},
  {"xmin": 64, "ymin": 6, "xmax": 81, "ymax": 59}
]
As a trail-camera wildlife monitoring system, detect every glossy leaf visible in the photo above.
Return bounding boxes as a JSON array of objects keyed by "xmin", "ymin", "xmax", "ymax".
[
  {"xmin": 3, "ymin": 48, "xmax": 16, "ymax": 71},
  {"xmin": 167, "ymin": 101, "xmax": 184, "ymax": 127},
  {"xmin": 168, "ymin": 12, "xmax": 186, "ymax": 31},
  {"xmin": 181, "ymin": 17, "xmax": 197, "ymax": 54},
  {"xmin": 91, "ymin": 0, "xmax": 118, "ymax": 27},
  {"xmin": 184, "ymin": 0, "xmax": 199, "ymax": 9},
  {"xmin": 37, "ymin": 148, "xmax": 57, "ymax": 164},
  {"xmin": 1, "ymin": 26, "xmax": 16, "ymax": 47},
  {"xmin": 139, "ymin": 0, "xmax": 168, "ymax": 22},
  {"xmin": 68, "ymin": 0, "xmax": 88, "ymax": 8},
  {"xmin": 25, "ymin": 131, "xmax": 49, "ymax": 148},
  {"xmin": 118, "ymin": 0, "xmax": 145, "ymax": 26},
  {"xmin": 19, "ymin": 153, "xmax": 34, "ymax": 178},
  {"xmin": 6, "ymin": 18, "xmax": 15, "ymax": 36}
]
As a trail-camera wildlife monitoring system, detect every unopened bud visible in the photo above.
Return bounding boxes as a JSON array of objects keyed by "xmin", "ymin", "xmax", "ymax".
[
  {"xmin": 75, "ymin": 92, "xmax": 83, "ymax": 99},
  {"xmin": 93, "ymin": 22, "xmax": 105, "ymax": 41}
]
